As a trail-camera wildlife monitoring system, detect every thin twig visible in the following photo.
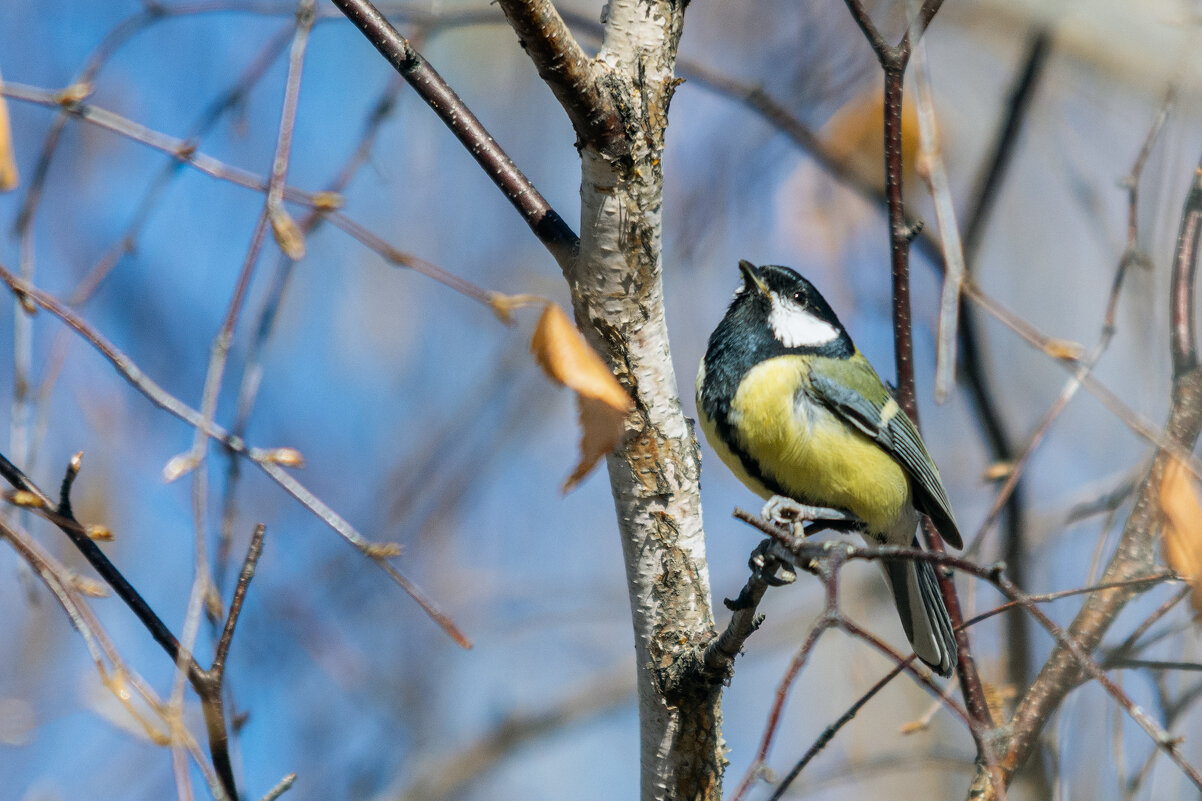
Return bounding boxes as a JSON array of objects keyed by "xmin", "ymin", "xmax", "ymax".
[
  {"xmin": 764, "ymin": 662, "xmax": 908, "ymax": 801},
  {"xmin": 259, "ymin": 773, "xmax": 298, "ymax": 801},
  {"xmin": 220, "ymin": 72, "xmax": 406, "ymax": 588},
  {"xmin": 737, "ymin": 510, "xmax": 1202, "ymax": 793},
  {"xmin": 0, "ymin": 260, "xmax": 468, "ymax": 646},
  {"xmin": 909, "ymin": 29, "xmax": 964, "ymax": 404},
  {"xmin": 0, "ymin": 450, "xmax": 237, "ymax": 798},
  {"xmin": 840, "ymin": 2, "xmax": 997, "ymax": 780},
  {"xmin": 0, "ymin": 82, "xmax": 330, "ymax": 208},
  {"xmin": 966, "ymin": 94, "xmax": 1173, "ymax": 564},
  {"xmin": 1107, "ymin": 659, "xmax": 1202, "ymax": 672},
  {"xmin": 495, "ymin": 0, "xmax": 623, "ymax": 151},
  {"xmin": 959, "ymin": 572, "xmax": 1178, "ymax": 630},
  {"xmin": 1171, "ymin": 155, "xmax": 1202, "ymax": 375},
  {"xmin": 331, "ymin": 0, "xmax": 579, "ymax": 267},
  {"xmin": 729, "ymin": 618, "xmax": 835, "ymax": 801},
  {"xmin": 213, "ymin": 523, "xmax": 266, "ymax": 680}
]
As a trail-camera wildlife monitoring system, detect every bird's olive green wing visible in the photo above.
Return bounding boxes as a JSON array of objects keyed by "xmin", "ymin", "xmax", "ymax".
[{"xmin": 808, "ymin": 363, "xmax": 962, "ymax": 549}]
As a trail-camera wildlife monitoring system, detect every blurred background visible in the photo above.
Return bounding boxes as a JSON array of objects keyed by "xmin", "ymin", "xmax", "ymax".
[{"xmin": 1, "ymin": 1, "xmax": 1200, "ymax": 799}]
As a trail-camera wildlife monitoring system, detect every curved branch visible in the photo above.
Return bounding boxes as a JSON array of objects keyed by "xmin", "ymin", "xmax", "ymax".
[
  {"xmin": 331, "ymin": 0, "xmax": 579, "ymax": 267},
  {"xmin": 1171, "ymin": 156, "xmax": 1202, "ymax": 374},
  {"xmin": 496, "ymin": 0, "xmax": 625, "ymax": 152}
]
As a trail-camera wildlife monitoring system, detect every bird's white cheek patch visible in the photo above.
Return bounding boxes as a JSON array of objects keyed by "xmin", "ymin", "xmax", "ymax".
[{"xmin": 769, "ymin": 298, "xmax": 839, "ymax": 348}]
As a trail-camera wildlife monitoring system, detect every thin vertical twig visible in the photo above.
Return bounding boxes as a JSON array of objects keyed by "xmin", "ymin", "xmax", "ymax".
[
  {"xmin": 168, "ymin": 11, "xmax": 315, "ymax": 790},
  {"xmin": 908, "ymin": 21, "xmax": 964, "ymax": 404},
  {"xmin": 841, "ymin": 0, "xmax": 997, "ymax": 770},
  {"xmin": 218, "ymin": 71, "xmax": 405, "ymax": 589}
]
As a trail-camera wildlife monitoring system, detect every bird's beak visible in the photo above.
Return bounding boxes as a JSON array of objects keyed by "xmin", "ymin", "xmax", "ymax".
[{"xmin": 738, "ymin": 260, "xmax": 769, "ymax": 296}]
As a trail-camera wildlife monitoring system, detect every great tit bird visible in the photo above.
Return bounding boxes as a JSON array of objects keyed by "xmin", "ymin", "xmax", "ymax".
[{"xmin": 696, "ymin": 260, "xmax": 962, "ymax": 677}]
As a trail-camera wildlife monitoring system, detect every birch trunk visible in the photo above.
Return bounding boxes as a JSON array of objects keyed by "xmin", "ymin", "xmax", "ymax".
[{"xmin": 562, "ymin": 2, "xmax": 723, "ymax": 798}]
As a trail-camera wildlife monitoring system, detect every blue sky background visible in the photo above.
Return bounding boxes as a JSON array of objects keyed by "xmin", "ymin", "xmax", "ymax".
[{"xmin": 1, "ymin": 1, "xmax": 1201, "ymax": 799}]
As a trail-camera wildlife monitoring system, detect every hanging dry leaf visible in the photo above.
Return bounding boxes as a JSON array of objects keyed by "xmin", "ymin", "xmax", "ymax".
[
  {"xmin": 161, "ymin": 453, "xmax": 198, "ymax": 483},
  {"xmin": 270, "ymin": 206, "xmax": 306, "ymax": 261},
  {"xmin": 1159, "ymin": 455, "xmax": 1202, "ymax": 617},
  {"xmin": 263, "ymin": 446, "xmax": 306, "ymax": 468},
  {"xmin": 822, "ymin": 86, "xmax": 919, "ymax": 196},
  {"xmin": 1043, "ymin": 338, "xmax": 1084, "ymax": 361},
  {"xmin": 530, "ymin": 303, "xmax": 634, "ymax": 492},
  {"xmin": 0, "ymin": 69, "xmax": 18, "ymax": 192},
  {"xmin": 982, "ymin": 460, "xmax": 1015, "ymax": 481}
]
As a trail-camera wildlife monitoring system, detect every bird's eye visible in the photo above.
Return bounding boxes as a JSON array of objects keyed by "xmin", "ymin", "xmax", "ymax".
[{"xmin": 792, "ymin": 291, "xmax": 805, "ymax": 304}]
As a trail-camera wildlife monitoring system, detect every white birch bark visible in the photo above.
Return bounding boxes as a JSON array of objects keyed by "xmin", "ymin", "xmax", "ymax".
[{"xmin": 560, "ymin": 2, "xmax": 723, "ymax": 798}]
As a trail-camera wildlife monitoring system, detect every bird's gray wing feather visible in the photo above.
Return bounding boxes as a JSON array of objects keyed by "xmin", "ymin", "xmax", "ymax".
[{"xmin": 808, "ymin": 370, "xmax": 962, "ymax": 549}]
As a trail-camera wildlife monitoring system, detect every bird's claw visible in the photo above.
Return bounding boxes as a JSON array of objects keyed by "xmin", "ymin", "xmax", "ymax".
[{"xmin": 761, "ymin": 495, "xmax": 860, "ymax": 534}]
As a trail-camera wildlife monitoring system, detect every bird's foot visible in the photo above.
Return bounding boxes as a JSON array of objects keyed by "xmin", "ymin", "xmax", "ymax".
[{"xmin": 761, "ymin": 495, "xmax": 860, "ymax": 534}]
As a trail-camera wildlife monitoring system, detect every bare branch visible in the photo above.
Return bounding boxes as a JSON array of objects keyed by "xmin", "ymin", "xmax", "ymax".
[
  {"xmin": 1171, "ymin": 154, "xmax": 1202, "ymax": 374},
  {"xmin": 0, "ymin": 260, "xmax": 468, "ymax": 646},
  {"xmin": 840, "ymin": 0, "xmax": 994, "ymax": 769},
  {"xmin": 701, "ymin": 569, "xmax": 773, "ymax": 679},
  {"xmin": 330, "ymin": 0, "xmax": 579, "ymax": 267},
  {"xmin": 212, "ymin": 524, "xmax": 266, "ymax": 680},
  {"xmin": 764, "ymin": 662, "xmax": 907, "ymax": 801},
  {"xmin": 496, "ymin": 0, "xmax": 624, "ymax": 151}
]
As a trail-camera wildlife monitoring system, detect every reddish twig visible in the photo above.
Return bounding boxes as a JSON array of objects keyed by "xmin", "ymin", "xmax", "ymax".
[
  {"xmin": 764, "ymin": 661, "xmax": 908, "ymax": 801},
  {"xmin": 737, "ymin": 509, "xmax": 1202, "ymax": 794},
  {"xmin": 840, "ymin": 2, "xmax": 996, "ymax": 775},
  {"xmin": 729, "ymin": 617, "xmax": 835, "ymax": 801},
  {"xmin": 1171, "ymin": 155, "xmax": 1202, "ymax": 375},
  {"xmin": 331, "ymin": 0, "xmax": 579, "ymax": 267}
]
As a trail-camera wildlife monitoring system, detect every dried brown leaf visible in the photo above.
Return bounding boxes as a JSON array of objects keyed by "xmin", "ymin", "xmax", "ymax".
[
  {"xmin": 263, "ymin": 446, "xmax": 306, "ymax": 468},
  {"xmin": 1043, "ymin": 338, "xmax": 1084, "ymax": 361},
  {"xmin": 270, "ymin": 206, "xmax": 306, "ymax": 261},
  {"xmin": 0, "ymin": 69, "xmax": 18, "ymax": 192},
  {"xmin": 822, "ymin": 86, "xmax": 919, "ymax": 194},
  {"xmin": 7, "ymin": 490, "xmax": 44, "ymax": 509},
  {"xmin": 530, "ymin": 303, "xmax": 634, "ymax": 492},
  {"xmin": 982, "ymin": 461, "xmax": 1014, "ymax": 481},
  {"xmin": 1159, "ymin": 455, "xmax": 1202, "ymax": 617}
]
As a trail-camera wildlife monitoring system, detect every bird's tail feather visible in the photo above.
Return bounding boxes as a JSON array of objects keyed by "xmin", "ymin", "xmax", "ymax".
[{"xmin": 882, "ymin": 545, "xmax": 957, "ymax": 677}]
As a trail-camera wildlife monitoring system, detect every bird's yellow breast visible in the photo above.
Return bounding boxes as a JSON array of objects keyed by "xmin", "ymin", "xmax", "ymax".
[{"xmin": 700, "ymin": 356, "xmax": 910, "ymax": 533}]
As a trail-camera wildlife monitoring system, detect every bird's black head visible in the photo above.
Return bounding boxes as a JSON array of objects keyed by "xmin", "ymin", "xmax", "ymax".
[
  {"xmin": 699, "ymin": 261, "xmax": 854, "ymax": 423},
  {"xmin": 723, "ymin": 260, "xmax": 851, "ymax": 357}
]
